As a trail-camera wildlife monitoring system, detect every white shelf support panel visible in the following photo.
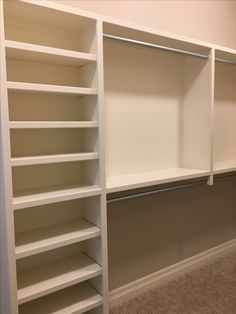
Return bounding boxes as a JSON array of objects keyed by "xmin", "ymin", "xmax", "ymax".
[
  {"xmin": 7, "ymin": 82, "xmax": 97, "ymax": 95},
  {"xmin": 19, "ymin": 282, "xmax": 102, "ymax": 314},
  {"xmin": 9, "ymin": 121, "xmax": 98, "ymax": 129},
  {"xmin": 5, "ymin": 40, "xmax": 96, "ymax": 67},
  {"xmin": 11, "ymin": 152, "xmax": 99, "ymax": 167},
  {"xmin": 17, "ymin": 253, "xmax": 102, "ymax": 304},
  {"xmin": 13, "ymin": 185, "xmax": 101, "ymax": 210},
  {"xmin": 15, "ymin": 219, "xmax": 101, "ymax": 259}
]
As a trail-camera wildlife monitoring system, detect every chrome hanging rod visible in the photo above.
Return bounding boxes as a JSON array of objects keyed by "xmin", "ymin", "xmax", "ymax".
[
  {"xmin": 215, "ymin": 58, "xmax": 236, "ymax": 65},
  {"xmin": 103, "ymin": 34, "xmax": 209, "ymax": 59},
  {"xmin": 107, "ymin": 179, "xmax": 207, "ymax": 204}
]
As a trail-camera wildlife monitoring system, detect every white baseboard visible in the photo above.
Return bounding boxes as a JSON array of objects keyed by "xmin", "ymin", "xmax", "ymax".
[{"xmin": 109, "ymin": 238, "xmax": 236, "ymax": 308}]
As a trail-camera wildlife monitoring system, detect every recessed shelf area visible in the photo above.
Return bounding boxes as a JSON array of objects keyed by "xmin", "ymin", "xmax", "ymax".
[
  {"xmin": 5, "ymin": 40, "xmax": 96, "ymax": 67},
  {"xmin": 17, "ymin": 252, "xmax": 102, "ymax": 304},
  {"xmin": 18, "ymin": 282, "xmax": 102, "ymax": 314},
  {"xmin": 104, "ymin": 29, "xmax": 212, "ymax": 191},
  {"xmin": 15, "ymin": 219, "xmax": 101, "ymax": 259},
  {"xmin": 214, "ymin": 50, "xmax": 236, "ymax": 174}
]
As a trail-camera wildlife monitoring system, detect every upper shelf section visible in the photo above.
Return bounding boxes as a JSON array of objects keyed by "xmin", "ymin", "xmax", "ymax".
[{"xmin": 3, "ymin": 0, "xmax": 97, "ymax": 54}]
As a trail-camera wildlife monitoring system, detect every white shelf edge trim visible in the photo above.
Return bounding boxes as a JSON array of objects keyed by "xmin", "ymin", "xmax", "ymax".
[
  {"xmin": 9, "ymin": 121, "xmax": 98, "ymax": 129},
  {"xmin": 11, "ymin": 152, "xmax": 99, "ymax": 166},
  {"xmin": 13, "ymin": 185, "xmax": 101, "ymax": 210},
  {"xmin": 5, "ymin": 39, "xmax": 97, "ymax": 63},
  {"xmin": 17, "ymin": 253, "xmax": 102, "ymax": 304},
  {"xmin": 109, "ymin": 238, "xmax": 236, "ymax": 308},
  {"xmin": 7, "ymin": 81, "xmax": 97, "ymax": 95},
  {"xmin": 15, "ymin": 219, "xmax": 101, "ymax": 259}
]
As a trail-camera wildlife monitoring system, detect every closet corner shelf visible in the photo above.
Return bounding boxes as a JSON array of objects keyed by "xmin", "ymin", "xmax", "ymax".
[
  {"xmin": 13, "ymin": 185, "xmax": 101, "ymax": 210},
  {"xmin": 214, "ymin": 159, "xmax": 236, "ymax": 174},
  {"xmin": 18, "ymin": 282, "xmax": 102, "ymax": 314},
  {"xmin": 5, "ymin": 40, "xmax": 96, "ymax": 66},
  {"xmin": 9, "ymin": 121, "xmax": 98, "ymax": 129},
  {"xmin": 7, "ymin": 82, "xmax": 97, "ymax": 95},
  {"xmin": 17, "ymin": 253, "xmax": 102, "ymax": 304},
  {"xmin": 107, "ymin": 168, "xmax": 210, "ymax": 193},
  {"xmin": 11, "ymin": 152, "xmax": 99, "ymax": 166},
  {"xmin": 15, "ymin": 219, "xmax": 101, "ymax": 259}
]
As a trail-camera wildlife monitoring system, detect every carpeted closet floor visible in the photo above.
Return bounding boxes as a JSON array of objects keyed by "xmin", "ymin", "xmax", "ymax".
[{"xmin": 110, "ymin": 250, "xmax": 236, "ymax": 314}]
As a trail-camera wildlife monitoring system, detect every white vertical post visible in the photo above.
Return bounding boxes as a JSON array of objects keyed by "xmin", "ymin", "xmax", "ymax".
[{"xmin": 0, "ymin": 1, "xmax": 18, "ymax": 313}]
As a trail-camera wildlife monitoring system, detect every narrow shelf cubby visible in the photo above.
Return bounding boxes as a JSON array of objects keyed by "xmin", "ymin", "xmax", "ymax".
[
  {"xmin": 214, "ymin": 49, "xmax": 236, "ymax": 174},
  {"xmin": 104, "ymin": 24, "xmax": 212, "ymax": 192}
]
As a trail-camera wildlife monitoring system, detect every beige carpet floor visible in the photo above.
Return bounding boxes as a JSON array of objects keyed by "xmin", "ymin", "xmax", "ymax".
[{"xmin": 110, "ymin": 250, "xmax": 236, "ymax": 314}]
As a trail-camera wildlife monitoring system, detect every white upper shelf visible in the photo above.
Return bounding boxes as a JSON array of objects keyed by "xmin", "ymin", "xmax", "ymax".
[
  {"xmin": 7, "ymin": 82, "xmax": 97, "ymax": 95},
  {"xmin": 9, "ymin": 121, "xmax": 98, "ymax": 129},
  {"xmin": 15, "ymin": 219, "xmax": 101, "ymax": 259},
  {"xmin": 5, "ymin": 40, "xmax": 96, "ymax": 67},
  {"xmin": 17, "ymin": 253, "xmax": 102, "ymax": 304},
  {"xmin": 107, "ymin": 168, "xmax": 210, "ymax": 193}
]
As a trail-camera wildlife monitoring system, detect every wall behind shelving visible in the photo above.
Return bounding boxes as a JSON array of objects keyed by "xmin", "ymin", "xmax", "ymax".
[{"xmin": 54, "ymin": 0, "xmax": 236, "ymax": 49}]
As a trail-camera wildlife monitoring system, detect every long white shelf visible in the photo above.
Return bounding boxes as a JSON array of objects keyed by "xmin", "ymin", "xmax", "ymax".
[
  {"xmin": 17, "ymin": 253, "xmax": 102, "ymax": 304},
  {"xmin": 11, "ymin": 152, "xmax": 99, "ymax": 166},
  {"xmin": 5, "ymin": 40, "xmax": 96, "ymax": 67},
  {"xmin": 15, "ymin": 219, "xmax": 101, "ymax": 259},
  {"xmin": 7, "ymin": 81, "xmax": 97, "ymax": 95},
  {"xmin": 214, "ymin": 159, "xmax": 236, "ymax": 174},
  {"xmin": 13, "ymin": 185, "xmax": 101, "ymax": 210},
  {"xmin": 19, "ymin": 282, "xmax": 102, "ymax": 314},
  {"xmin": 107, "ymin": 168, "xmax": 210, "ymax": 193},
  {"xmin": 9, "ymin": 121, "xmax": 98, "ymax": 129}
]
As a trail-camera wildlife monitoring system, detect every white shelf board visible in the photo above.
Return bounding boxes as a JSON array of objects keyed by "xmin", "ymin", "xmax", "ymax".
[
  {"xmin": 107, "ymin": 168, "xmax": 210, "ymax": 193},
  {"xmin": 19, "ymin": 282, "xmax": 102, "ymax": 314},
  {"xmin": 13, "ymin": 185, "xmax": 101, "ymax": 210},
  {"xmin": 12, "ymin": 152, "xmax": 99, "ymax": 166},
  {"xmin": 17, "ymin": 253, "xmax": 102, "ymax": 304},
  {"xmin": 7, "ymin": 82, "xmax": 97, "ymax": 95},
  {"xmin": 5, "ymin": 40, "xmax": 96, "ymax": 67},
  {"xmin": 9, "ymin": 121, "xmax": 98, "ymax": 129},
  {"xmin": 214, "ymin": 159, "xmax": 236, "ymax": 174},
  {"xmin": 15, "ymin": 219, "xmax": 101, "ymax": 259}
]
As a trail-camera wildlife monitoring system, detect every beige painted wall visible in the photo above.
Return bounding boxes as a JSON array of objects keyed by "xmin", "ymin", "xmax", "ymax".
[{"xmin": 54, "ymin": 0, "xmax": 236, "ymax": 49}]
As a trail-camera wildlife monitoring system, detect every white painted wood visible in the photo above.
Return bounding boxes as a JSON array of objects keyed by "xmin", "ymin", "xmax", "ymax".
[
  {"xmin": 15, "ymin": 219, "xmax": 101, "ymax": 259},
  {"xmin": 109, "ymin": 238, "xmax": 236, "ymax": 308},
  {"xmin": 0, "ymin": 1, "xmax": 18, "ymax": 313},
  {"xmin": 107, "ymin": 168, "xmax": 210, "ymax": 193},
  {"xmin": 12, "ymin": 152, "xmax": 99, "ymax": 166},
  {"xmin": 19, "ymin": 282, "xmax": 102, "ymax": 314},
  {"xmin": 10, "ymin": 121, "xmax": 98, "ymax": 129},
  {"xmin": 13, "ymin": 185, "xmax": 101, "ymax": 210},
  {"xmin": 214, "ymin": 159, "xmax": 236, "ymax": 174},
  {"xmin": 5, "ymin": 40, "xmax": 96, "ymax": 66},
  {"xmin": 17, "ymin": 253, "xmax": 102, "ymax": 304},
  {"xmin": 7, "ymin": 82, "xmax": 97, "ymax": 95}
]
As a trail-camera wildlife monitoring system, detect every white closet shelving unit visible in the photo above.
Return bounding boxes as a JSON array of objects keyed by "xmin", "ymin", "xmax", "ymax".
[{"xmin": 1, "ymin": 1, "xmax": 236, "ymax": 314}]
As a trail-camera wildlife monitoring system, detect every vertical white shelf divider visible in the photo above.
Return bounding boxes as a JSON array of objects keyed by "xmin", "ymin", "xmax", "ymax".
[{"xmin": 0, "ymin": 1, "xmax": 18, "ymax": 314}]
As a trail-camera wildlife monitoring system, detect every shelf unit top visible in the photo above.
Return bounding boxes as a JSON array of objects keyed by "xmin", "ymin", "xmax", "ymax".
[
  {"xmin": 17, "ymin": 253, "xmax": 102, "ymax": 304},
  {"xmin": 15, "ymin": 219, "xmax": 101, "ymax": 259},
  {"xmin": 5, "ymin": 40, "xmax": 96, "ymax": 67},
  {"xmin": 9, "ymin": 121, "xmax": 98, "ymax": 129},
  {"xmin": 13, "ymin": 185, "xmax": 101, "ymax": 210},
  {"xmin": 18, "ymin": 282, "xmax": 102, "ymax": 314},
  {"xmin": 107, "ymin": 168, "xmax": 210, "ymax": 193}
]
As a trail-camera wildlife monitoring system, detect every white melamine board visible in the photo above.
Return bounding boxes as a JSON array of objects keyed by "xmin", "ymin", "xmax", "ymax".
[
  {"xmin": 17, "ymin": 253, "xmax": 102, "ymax": 304},
  {"xmin": 19, "ymin": 282, "xmax": 102, "ymax": 314},
  {"xmin": 9, "ymin": 121, "xmax": 98, "ymax": 129},
  {"xmin": 214, "ymin": 62, "xmax": 236, "ymax": 170},
  {"xmin": 214, "ymin": 159, "xmax": 236, "ymax": 174},
  {"xmin": 7, "ymin": 82, "xmax": 97, "ymax": 95},
  {"xmin": 5, "ymin": 40, "xmax": 96, "ymax": 67},
  {"xmin": 181, "ymin": 56, "xmax": 212, "ymax": 170},
  {"xmin": 15, "ymin": 219, "xmax": 101, "ymax": 259},
  {"xmin": 107, "ymin": 168, "xmax": 210, "ymax": 193},
  {"xmin": 12, "ymin": 152, "xmax": 99, "ymax": 166},
  {"xmin": 13, "ymin": 185, "xmax": 101, "ymax": 210}
]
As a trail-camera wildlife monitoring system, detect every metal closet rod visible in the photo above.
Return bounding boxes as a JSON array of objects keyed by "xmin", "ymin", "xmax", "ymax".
[
  {"xmin": 107, "ymin": 173, "xmax": 236, "ymax": 204},
  {"xmin": 104, "ymin": 34, "xmax": 236, "ymax": 65}
]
